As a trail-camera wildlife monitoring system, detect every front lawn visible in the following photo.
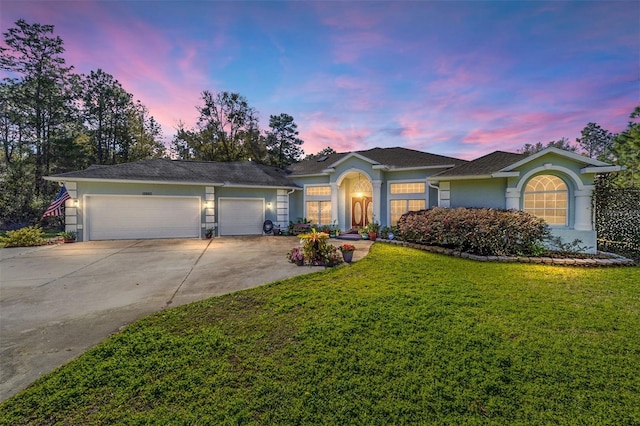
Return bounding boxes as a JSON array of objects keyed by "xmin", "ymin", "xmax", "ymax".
[{"xmin": 1, "ymin": 244, "xmax": 639, "ymax": 424}]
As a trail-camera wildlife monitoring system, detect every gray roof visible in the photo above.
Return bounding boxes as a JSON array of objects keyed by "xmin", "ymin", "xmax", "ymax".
[
  {"xmin": 288, "ymin": 147, "xmax": 468, "ymax": 175},
  {"xmin": 433, "ymin": 151, "xmax": 528, "ymax": 177},
  {"xmin": 48, "ymin": 158, "xmax": 299, "ymax": 188}
]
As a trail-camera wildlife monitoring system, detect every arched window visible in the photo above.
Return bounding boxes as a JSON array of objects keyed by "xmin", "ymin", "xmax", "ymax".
[{"xmin": 523, "ymin": 175, "xmax": 568, "ymax": 225}]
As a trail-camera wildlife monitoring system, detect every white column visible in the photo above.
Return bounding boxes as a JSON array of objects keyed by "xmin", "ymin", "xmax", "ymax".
[
  {"xmin": 574, "ymin": 187, "xmax": 594, "ymax": 231},
  {"xmin": 330, "ymin": 183, "xmax": 339, "ymax": 225},
  {"xmin": 277, "ymin": 189, "xmax": 289, "ymax": 229},
  {"xmin": 372, "ymin": 180, "xmax": 382, "ymax": 223},
  {"xmin": 505, "ymin": 188, "xmax": 520, "ymax": 210},
  {"xmin": 205, "ymin": 186, "xmax": 216, "ymax": 235},
  {"xmin": 64, "ymin": 181, "xmax": 78, "ymax": 233}
]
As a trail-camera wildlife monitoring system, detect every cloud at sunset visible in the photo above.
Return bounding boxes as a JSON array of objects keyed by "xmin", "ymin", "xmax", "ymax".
[{"xmin": 1, "ymin": 0, "xmax": 637, "ymax": 160}]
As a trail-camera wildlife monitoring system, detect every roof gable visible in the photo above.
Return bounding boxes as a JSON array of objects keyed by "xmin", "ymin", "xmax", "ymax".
[
  {"xmin": 288, "ymin": 147, "xmax": 466, "ymax": 176},
  {"xmin": 499, "ymin": 147, "xmax": 611, "ymax": 171},
  {"xmin": 430, "ymin": 147, "xmax": 620, "ymax": 180}
]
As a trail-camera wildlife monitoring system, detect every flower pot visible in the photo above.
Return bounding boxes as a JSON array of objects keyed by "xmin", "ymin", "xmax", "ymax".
[
  {"xmin": 368, "ymin": 232, "xmax": 377, "ymax": 241},
  {"xmin": 342, "ymin": 250, "xmax": 354, "ymax": 263},
  {"xmin": 63, "ymin": 238, "xmax": 75, "ymax": 243}
]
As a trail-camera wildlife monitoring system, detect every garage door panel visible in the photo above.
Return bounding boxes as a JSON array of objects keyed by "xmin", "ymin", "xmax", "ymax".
[
  {"xmin": 219, "ymin": 199, "xmax": 263, "ymax": 236},
  {"xmin": 87, "ymin": 196, "xmax": 200, "ymax": 240}
]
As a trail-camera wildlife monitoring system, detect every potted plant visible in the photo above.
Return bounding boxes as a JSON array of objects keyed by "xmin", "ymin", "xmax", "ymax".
[
  {"xmin": 286, "ymin": 247, "xmax": 304, "ymax": 266},
  {"xmin": 359, "ymin": 228, "xmax": 369, "ymax": 240},
  {"xmin": 366, "ymin": 221, "xmax": 380, "ymax": 241},
  {"xmin": 338, "ymin": 243, "xmax": 356, "ymax": 263},
  {"xmin": 329, "ymin": 220, "xmax": 339, "ymax": 238},
  {"xmin": 59, "ymin": 230, "xmax": 76, "ymax": 243},
  {"xmin": 205, "ymin": 228, "xmax": 214, "ymax": 239}
]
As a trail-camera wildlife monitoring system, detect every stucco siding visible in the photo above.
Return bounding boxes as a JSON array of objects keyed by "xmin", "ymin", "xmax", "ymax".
[
  {"xmin": 331, "ymin": 157, "xmax": 383, "ymax": 182},
  {"xmin": 512, "ymin": 153, "xmax": 593, "ymax": 187},
  {"xmin": 449, "ymin": 179, "xmax": 507, "ymax": 209}
]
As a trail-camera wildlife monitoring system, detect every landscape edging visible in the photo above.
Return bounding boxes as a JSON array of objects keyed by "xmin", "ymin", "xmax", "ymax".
[{"xmin": 378, "ymin": 239, "xmax": 636, "ymax": 267}]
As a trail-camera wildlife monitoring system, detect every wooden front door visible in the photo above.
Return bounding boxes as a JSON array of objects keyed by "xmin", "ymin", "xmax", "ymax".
[{"xmin": 351, "ymin": 197, "xmax": 372, "ymax": 227}]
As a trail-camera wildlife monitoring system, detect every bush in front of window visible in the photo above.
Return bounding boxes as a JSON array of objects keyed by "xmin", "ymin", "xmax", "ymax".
[{"xmin": 397, "ymin": 207, "xmax": 550, "ymax": 256}]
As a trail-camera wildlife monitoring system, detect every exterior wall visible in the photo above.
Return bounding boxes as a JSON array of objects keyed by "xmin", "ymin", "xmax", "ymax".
[
  {"xmin": 449, "ymin": 179, "xmax": 507, "ymax": 209},
  {"xmin": 439, "ymin": 152, "xmax": 600, "ymax": 253},
  {"xmin": 214, "ymin": 187, "xmax": 280, "ymax": 234},
  {"xmin": 506, "ymin": 154, "xmax": 597, "ymax": 253},
  {"xmin": 67, "ymin": 181, "xmax": 285, "ymax": 240},
  {"xmin": 67, "ymin": 181, "xmax": 207, "ymax": 241},
  {"xmin": 289, "ymin": 163, "xmax": 453, "ymax": 229}
]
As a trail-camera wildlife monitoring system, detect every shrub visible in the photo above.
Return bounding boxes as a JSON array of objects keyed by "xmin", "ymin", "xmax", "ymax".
[
  {"xmin": 0, "ymin": 225, "xmax": 46, "ymax": 248},
  {"xmin": 397, "ymin": 207, "xmax": 550, "ymax": 256},
  {"xmin": 299, "ymin": 228, "xmax": 343, "ymax": 266}
]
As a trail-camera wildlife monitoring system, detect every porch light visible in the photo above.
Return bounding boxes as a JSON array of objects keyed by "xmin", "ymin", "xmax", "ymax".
[{"xmin": 352, "ymin": 173, "xmax": 372, "ymax": 198}]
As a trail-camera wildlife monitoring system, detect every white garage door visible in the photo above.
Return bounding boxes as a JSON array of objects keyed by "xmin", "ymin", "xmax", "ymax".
[
  {"xmin": 219, "ymin": 198, "xmax": 264, "ymax": 236},
  {"xmin": 86, "ymin": 196, "xmax": 200, "ymax": 240}
]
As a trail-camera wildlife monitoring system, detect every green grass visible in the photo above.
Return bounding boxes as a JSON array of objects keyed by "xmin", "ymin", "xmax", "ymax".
[{"xmin": 2, "ymin": 244, "xmax": 639, "ymax": 424}]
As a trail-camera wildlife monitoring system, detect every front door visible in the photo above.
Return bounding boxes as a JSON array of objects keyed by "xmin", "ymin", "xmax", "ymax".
[{"xmin": 351, "ymin": 197, "xmax": 372, "ymax": 228}]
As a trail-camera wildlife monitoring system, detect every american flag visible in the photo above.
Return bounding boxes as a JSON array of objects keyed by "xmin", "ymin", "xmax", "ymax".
[{"xmin": 42, "ymin": 184, "xmax": 71, "ymax": 218}]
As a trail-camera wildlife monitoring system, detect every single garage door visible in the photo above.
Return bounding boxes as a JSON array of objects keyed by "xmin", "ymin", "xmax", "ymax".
[
  {"xmin": 219, "ymin": 198, "xmax": 264, "ymax": 236},
  {"xmin": 86, "ymin": 195, "xmax": 200, "ymax": 240}
]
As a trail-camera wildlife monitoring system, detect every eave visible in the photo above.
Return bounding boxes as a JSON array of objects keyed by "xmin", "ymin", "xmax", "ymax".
[
  {"xmin": 44, "ymin": 176, "xmax": 298, "ymax": 189},
  {"xmin": 428, "ymin": 174, "xmax": 494, "ymax": 182},
  {"xmin": 580, "ymin": 165, "xmax": 624, "ymax": 174}
]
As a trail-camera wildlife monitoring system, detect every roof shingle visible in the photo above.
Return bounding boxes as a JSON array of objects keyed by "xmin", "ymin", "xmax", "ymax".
[
  {"xmin": 288, "ymin": 147, "xmax": 467, "ymax": 175},
  {"xmin": 433, "ymin": 151, "xmax": 528, "ymax": 177},
  {"xmin": 48, "ymin": 159, "xmax": 298, "ymax": 188}
]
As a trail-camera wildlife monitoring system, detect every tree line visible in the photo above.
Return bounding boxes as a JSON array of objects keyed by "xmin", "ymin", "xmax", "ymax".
[{"xmin": 0, "ymin": 20, "xmax": 307, "ymax": 228}]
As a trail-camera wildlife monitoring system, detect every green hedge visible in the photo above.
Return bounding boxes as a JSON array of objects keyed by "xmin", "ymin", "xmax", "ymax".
[
  {"xmin": 0, "ymin": 225, "xmax": 46, "ymax": 248},
  {"xmin": 397, "ymin": 207, "xmax": 549, "ymax": 256},
  {"xmin": 594, "ymin": 181, "xmax": 640, "ymax": 261}
]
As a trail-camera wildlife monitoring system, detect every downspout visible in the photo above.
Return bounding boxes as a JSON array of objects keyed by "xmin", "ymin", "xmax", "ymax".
[{"xmin": 428, "ymin": 180, "xmax": 439, "ymax": 207}]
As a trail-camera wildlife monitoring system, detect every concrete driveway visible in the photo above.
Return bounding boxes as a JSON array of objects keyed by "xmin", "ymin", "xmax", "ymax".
[{"xmin": 0, "ymin": 236, "xmax": 372, "ymax": 402}]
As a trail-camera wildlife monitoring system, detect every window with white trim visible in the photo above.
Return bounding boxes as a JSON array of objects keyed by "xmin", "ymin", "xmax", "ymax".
[
  {"xmin": 306, "ymin": 201, "xmax": 331, "ymax": 225},
  {"xmin": 523, "ymin": 175, "xmax": 568, "ymax": 226},
  {"xmin": 390, "ymin": 182, "xmax": 426, "ymax": 194},
  {"xmin": 390, "ymin": 199, "xmax": 426, "ymax": 224},
  {"xmin": 306, "ymin": 186, "xmax": 331, "ymax": 196}
]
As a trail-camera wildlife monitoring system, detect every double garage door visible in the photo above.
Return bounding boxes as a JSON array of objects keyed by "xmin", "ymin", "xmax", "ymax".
[
  {"xmin": 86, "ymin": 196, "xmax": 201, "ymax": 241},
  {"xmin": 85, "ymin": 196, "xmax": 265, "ymax": 240}
]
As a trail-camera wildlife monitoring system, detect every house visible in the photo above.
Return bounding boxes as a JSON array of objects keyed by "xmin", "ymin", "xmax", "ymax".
[{"xmin": 45, "ymin": 146, "xmax": 621, "ymax": 252}]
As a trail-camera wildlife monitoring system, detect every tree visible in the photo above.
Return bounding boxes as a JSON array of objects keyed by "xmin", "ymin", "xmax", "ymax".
[
  {"xmin": 518, "ymin": 138, "xmax": 576, "ymax": 155},
  {"xmin": 1, "ymin": 19, "xmax": 77, "ymax": 194},
  {"xmin": 172, "ymin": 91, "xmax": 259, "ymax": 162},
  {"xmin": 125, "ymin": 102, "xmax": 166, "ymax": 161},
  {"xmin": 576, "ymin": 122, "xmax": 614, "ymax": 161},
  {"xmin": 81, "ymin": 69, "xmax": 133, "ymax": 164},
  {"xmin": 611, "ymin": 107, "xmax": 640, "ymax": 187},
  {"xmin": 198, "ymin": 90, "xmax": 258, "ymax": 161},
  {"xmin": 304, "ymin": 146, "xmax": 336, "ymax": 160},
  {"xmin": 265, "ymin": 113, "xmax": 304, "ymax": 168}
]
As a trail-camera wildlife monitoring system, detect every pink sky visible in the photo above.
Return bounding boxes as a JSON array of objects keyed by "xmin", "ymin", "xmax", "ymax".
[{"xmin": 1, "ymin": 0, "xmax": 638, "ymax": 160}]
